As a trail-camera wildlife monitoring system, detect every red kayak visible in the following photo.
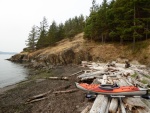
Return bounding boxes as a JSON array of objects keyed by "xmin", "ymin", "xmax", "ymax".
[{"xmin": 75, "ymin": 82, "xmax": 148, "ymax": 96}]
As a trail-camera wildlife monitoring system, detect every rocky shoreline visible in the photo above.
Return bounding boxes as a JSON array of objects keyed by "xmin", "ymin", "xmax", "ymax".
[
  {"xmin": 0, "ymin": 64, "xmax": 89, "ymax": 113},
  {"xmin": 1, "ymin": 32, "xmax": 150, "ymax": 112}
]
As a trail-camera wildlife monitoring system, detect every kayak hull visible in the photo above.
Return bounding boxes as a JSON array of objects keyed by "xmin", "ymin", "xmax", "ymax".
[{"xmin": 75, "ymin": 82, "xmax": 147, "ymax": 96}]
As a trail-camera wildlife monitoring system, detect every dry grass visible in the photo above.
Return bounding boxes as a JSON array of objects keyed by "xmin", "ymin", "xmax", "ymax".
[
  {"xmin": 23, "ymin": 33, "xmax": 150, "ymax": 65},
  {"xmin": 28, "ymin": 33, "xmax": 84, "ymax": 57}
]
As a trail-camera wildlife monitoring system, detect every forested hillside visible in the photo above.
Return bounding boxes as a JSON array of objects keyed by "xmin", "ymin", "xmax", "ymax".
[
  {"xmin": 25, "ymin": 0, "xmax": 150, "ymax": 51},
  {"xmin": 84, "ymin": 0, "xmax": 150, "ymax": 47},
  {"xmin": 25, "ymin": 15, "xmax": 85, "ymax": 51}
]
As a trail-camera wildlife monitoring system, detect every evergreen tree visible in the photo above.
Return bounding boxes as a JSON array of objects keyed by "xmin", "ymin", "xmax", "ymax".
[
  {"xmin": 90, "ymin": 0, "xmax": 99, "ymax": 13},
  {"xmin": 36, "ymin": 17, "xmax": 49, "ymax": 48},
  {"xmin": 64, "ymin": 15, "xmax": 85, "ymax": 38},
  {"xmin": 26, "ymin": 25, "xmax": 38, "ymax": 51},
  {"xmin": 57, "ymin": 23, "xmax": 65, "ymax": 41},
  {"xmin": 47, "ymin": 21, "xmax": 58, "ymax": 45}
]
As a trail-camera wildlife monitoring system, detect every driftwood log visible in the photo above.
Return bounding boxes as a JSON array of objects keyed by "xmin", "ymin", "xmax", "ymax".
[
  {"xmin": 53, "ymin": 89, "xmax": 78, "ymax": 94},
  {"xmin": 26, "ymin": 85, "xmax": 72, "ymax": 104},
  {"xmin": 117, "ymin": 75, "xmax": 150, "ymax": 113},
  {"xmin": 77, "ymin": 61, "xmax": 150, "ymax": 113},
  {"xmin": 81, "ymin": 105, "xmax": 92, "ymax": 113},
  {"xmin": 105, "ymin": 98, "xmax": 111, "ymax": 113},
  {"xmin": 26, "ymin": 90, "xmax": 52, "ymax": 104},
  {"xmin": 89, "ymin": 95, "xmax": 109, "ymax": 113},
  {"xmin": 26, "ymin": 89, "xmax": 77, "ymax": 104},
  {"xmin": 48, "ymin": 77, "xmax": 69, "ymax": 80},
  {"xmin": 109, "ymin": 98, "xmax": 119, "ymax": 113},
  {"xmin": 69, "ymin": 70, "xmax": 83, "ymax": 76},
  {"xmin": 127, "ymin": 76, "xmax": 148, "ymax": 88},
  {"xmin": 119, "ymin": 97, "xmax": 126, "ymax": 113},
  {"xmin": 89, "ymin": 75, "xmax": 109, "ymax": 113}
]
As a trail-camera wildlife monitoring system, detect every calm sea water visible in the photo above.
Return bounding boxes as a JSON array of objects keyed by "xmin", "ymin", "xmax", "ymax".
[{"xmin": 0, "ymin": 54, "xmax": 28, "ymax": 88}]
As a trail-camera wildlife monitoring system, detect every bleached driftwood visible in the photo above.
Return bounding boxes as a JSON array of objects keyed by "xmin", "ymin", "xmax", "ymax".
[
  {"xmin": 133, "ymin": 70, "xmax": 150, "ymax": 83},
  {"xmin": 101, "ymin": 75, "xmax": 108, "ymax": 85},
  {"xmin": 69, "ymin": 70, "xmax": 83, "ymax": 76},
  {"xmin": 106, "ymin": 67, "xmax": 119, "ymax": 72},
  {"xmin": 26, "ymin": 85, "xmax": 72, "ymax": 104},
  {"xmin": 117, "ymin": 75, "xmax": 150, "ymax": 113},
  {"xmin": 141, "ymin": 98, "xmax": 150, "ymax": 108},
  {"xmin": 81, "ymin": 61, "xmax": 88, "ymax": 67},
  {"xmin": 78, "ymin": 71, "xmax": 107, "ymax": 79},
  {"xmin": 80, "ymin": 75, "xmax": 102, "ymax": 82},
  {"xmin": 119, "ymin": 97, "xmax": 126, "ymax": 113},
  {"xmin": 91, "ymin": 78, "xmax": 102, "ymax": 84},
  {"xmin": 26, "ymin": 90, "xmax": 52, "ymax": 104},
  {"xmin": 81, "ymin": 105, "xmax": 91, "ymax": 113},
  {"xmin": 53, "ymin": 89, "xmax": 78, "ymax": 94},
  {"xmin": 107, "ymin": 77, "xmax": 114, "ymax": 85},
  {"xmin": 117, "ymin": 75, "xmax": 129, "ymax": 86},
  {"xmin": 123, "ymin": 97, "xmax": 150, "ymax": 112},
  {"xmin": 109, "ymin": 98, "xmax": 119, "ymax": 113},
  {"xmin": 79, "ymin": 74, "xmax": 117, "ymax": 82},
  {"xmin": 105, "ymin": 98, "xmax": 111, "ymax": 113},
  {"xmin": 116, "ymin": 107, "xmax": 121, "ymax": 113},
  {"xmin": 78, "ymin": 62, "xmax": 150, "ymax": 113},
  {"xmin": 127, "ymin": 76, "xmax": 148, "ymax": 88},
  {"xmin": 26, "ymin": 97, "xmax": 48, "ymax": 104},
  {"xmin": 89, "ymin": 75, "xmax": 109, "ymax": 113},
  {"xmin": 48, "ymin": 77, "xmax": 69, "ymax": 80},
  {"xmin": 89, "ymin": 95, "xmax": 108, "ymax": 113}
]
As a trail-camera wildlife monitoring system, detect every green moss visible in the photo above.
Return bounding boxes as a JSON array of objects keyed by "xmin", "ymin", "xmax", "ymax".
[
  {"xmin": 141, "ymin": 79, "xmax": 148, "ymax": 84},
  {"xmin": 131, "ymin": 73, "xmax": 138, "ymax": 78},
  {"xmin": 145, "ymin": 75, "xmax": 150, "ymax": 79},
  {"xmin": 28, "ymin": 70, "xmax": 54, "ymax": 80}
]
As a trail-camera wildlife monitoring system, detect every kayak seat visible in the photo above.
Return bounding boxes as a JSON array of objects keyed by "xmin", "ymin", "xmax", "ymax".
[{"xmin": 99, "ymin": 84, "xmax": 120, "ymax": 90}]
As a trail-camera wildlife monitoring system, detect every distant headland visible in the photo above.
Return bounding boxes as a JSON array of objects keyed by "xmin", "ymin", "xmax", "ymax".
[{"xmin": 0, "ymin": 51, "xmax": 17, "ymax": 54}]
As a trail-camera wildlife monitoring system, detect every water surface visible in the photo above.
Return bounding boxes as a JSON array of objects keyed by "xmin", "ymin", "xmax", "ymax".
[{"xmin": 0, "ymin": 54, "xmax": 28, "ymax": 88}]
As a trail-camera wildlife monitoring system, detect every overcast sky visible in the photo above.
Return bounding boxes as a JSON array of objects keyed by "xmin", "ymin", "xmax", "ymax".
[{"xmin": 0, "ymin": 0, "xmax": 107, "ymax": 52}]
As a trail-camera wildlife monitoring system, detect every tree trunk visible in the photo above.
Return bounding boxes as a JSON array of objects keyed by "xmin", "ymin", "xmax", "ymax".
[{"xmin": 133, "ymin": 2, "xmax": 136, "ymax": 51}]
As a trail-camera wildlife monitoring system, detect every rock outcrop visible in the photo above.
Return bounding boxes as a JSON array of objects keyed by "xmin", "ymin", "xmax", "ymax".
[
  {"xmin": 9, "ymin": 33, "xmax": 150, "ymax": 68},
  {"xmin": 9, "ymin": 33, "xmax": 92, "ymax": 69}
]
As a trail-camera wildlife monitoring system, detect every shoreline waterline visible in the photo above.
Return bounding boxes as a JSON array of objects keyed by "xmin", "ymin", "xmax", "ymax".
[{"xmin": 0, "ymin": 54, "xmax": 28, "ymax": 88}]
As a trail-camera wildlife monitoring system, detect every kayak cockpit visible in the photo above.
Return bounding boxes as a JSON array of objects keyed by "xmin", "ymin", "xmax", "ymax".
[{"xmin": 99, "ymin": 84, "xmax": 119, "ymax": 90}]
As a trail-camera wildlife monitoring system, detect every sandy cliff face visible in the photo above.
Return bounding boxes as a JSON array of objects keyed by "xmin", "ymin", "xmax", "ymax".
[{"xmin": 9, "ymin": 33, "xmax": 150, "ymax": 67}]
